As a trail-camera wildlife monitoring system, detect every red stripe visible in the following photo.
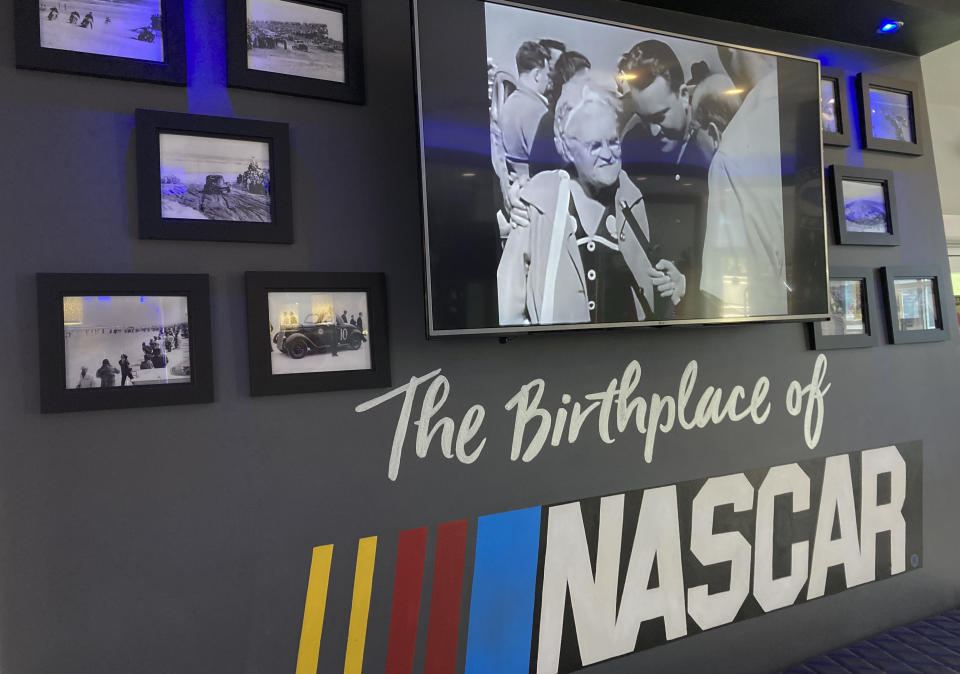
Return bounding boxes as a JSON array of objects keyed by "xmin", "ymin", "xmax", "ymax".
[
  {"xmin": 385, "ymin": 527, "xmax": 428, "ymax": 674},
  {"xmin": 424, "ymin": 520, "xmax": 469, "ymax": 674}
]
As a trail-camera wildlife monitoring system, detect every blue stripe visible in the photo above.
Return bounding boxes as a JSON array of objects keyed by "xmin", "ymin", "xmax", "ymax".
[{"xmin": 464, "ymin": 506, "xmax": 542, "ymax": 674}]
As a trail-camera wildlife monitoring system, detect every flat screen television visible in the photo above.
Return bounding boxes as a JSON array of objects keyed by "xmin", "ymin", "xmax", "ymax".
[{"xmin": 414, "ymin": 0, "xmax": 829, "ymax": 336}]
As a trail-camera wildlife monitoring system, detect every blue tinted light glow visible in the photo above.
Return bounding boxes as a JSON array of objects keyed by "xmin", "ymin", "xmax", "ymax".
[{"xmin": 878, "ymin": 20, "xmax": 903, "ymax": 34}]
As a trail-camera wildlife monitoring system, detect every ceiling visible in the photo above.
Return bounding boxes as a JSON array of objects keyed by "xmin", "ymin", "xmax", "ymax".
[{"xmin": 628, "ymin": 0, "xmax": 960, "ymax": 55}]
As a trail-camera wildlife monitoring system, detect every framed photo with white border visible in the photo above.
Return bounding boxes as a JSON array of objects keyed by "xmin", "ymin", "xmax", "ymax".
[
  {"xmin": 820, "ymin": 67, "xmax": 851, "ymax": 147},
  {"xmin": 37, "ymin": 273, "xmax": 214, "ymax": 413},
  {"xmin": 857, "ymin": 72, "xmax": 925, "ymax": 155},
  {"xmin": 14, "ymin": 0, "xmax": 186, "ymax": 85},
  {"xmin": 136, "ymin": 109, "xmax": 294, "ymax": 243},
  {"xmin": 810, "ymin": 267, "xmax": 880, "ymax": 350},
  {"xmin": 881, "ymin": 265, "xmax": 952, "ymax": 344},
  {"xmin": 226, "ymin": 0, "xmax": 365, "ymax": 103},
  {"xmin": 245, "ymin": 271, "xmax": 390, "ymax": 396}
]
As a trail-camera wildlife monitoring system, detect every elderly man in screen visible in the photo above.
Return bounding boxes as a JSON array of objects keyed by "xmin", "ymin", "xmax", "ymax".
[
  {"xmin": 700, "ymin": 48, "xmax": 787, "ymax": 317},
  {"xmin": 497, "ymin": 82, "xmax": 685, "ymax": 326}
]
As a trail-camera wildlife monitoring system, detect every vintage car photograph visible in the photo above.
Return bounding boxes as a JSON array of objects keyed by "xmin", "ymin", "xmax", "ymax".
[{"xmin": 267, "ymin": 290, "xmax": 371, "ymax": 375}]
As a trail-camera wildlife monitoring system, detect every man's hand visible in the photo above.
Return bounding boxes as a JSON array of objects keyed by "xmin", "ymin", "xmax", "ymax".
[
  {"xmin": 649, "ymin": 259, "xmax": 686, "ymax": 304},
  {"xmin": 505, "ymin": 175, "xmax": 530, "ymax": 229}
]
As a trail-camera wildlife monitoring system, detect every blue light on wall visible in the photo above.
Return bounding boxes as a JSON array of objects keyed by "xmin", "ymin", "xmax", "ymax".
[{"xmin": 877, "ymin": 20, "xmax": 904, "ymax": 34}]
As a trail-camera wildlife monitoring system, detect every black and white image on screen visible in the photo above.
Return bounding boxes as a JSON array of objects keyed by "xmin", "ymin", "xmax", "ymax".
[
  {"xmin": 38, "ymin": 0, "xmax": 164, "ymax": 61},
  {"xmin": 487, "ymin": 2, "xmax": 787, "ymax": 328},
  {"xmin": 246, "ymin": 0, "xmax": 345, "ymax": 83},
  {"xmin": 821, "ymin": 278, "xmax": 865, "ymax": 336},
  {"xmin": 267, "ymin": 291, "xmax": 371, "ymax": 375},
  {"xmin": 842, "ymin": 179, "xmax": 889, "ymax": 234},
  {"xmin": 159, "ymin": 133, "xmax": 272, "ymax": 222},
  {"xmin": 63, "ymin": 295, "xmax": 191, "ymax": 389},
  {"xmin": 869, "ymin": 87, "xmax": 914, "ymax": 142}
]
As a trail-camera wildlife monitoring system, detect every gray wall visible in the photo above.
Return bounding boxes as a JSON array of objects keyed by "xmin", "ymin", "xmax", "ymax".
[{"xmin": 1, "ymin": 1, "xmax": 959, "ymax": 672}]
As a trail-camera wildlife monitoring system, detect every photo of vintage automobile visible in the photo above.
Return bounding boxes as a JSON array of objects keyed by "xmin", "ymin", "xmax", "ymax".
[{"xmin": 273, "ymin": 314, "xmax": 364, "ymax": 358}]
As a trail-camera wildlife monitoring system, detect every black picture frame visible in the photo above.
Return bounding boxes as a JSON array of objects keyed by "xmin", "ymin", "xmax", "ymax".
[
  {"xmin": 136, "ymin": 109, "xmax": 294, "ymax": 243},
  {"xmin": 810, "ymin": 267, "xmax": 880, "ymax": 350},
  {"xmin": 857, "ymin": 73, "xmax": 925, "ymax": 155},
  {"xmin": 821, "ymin": 67, "xmax": 851, "ymax": 147},
  {"xmin": 245, "ymin": 272, "xmax": 390, "ymax": 396},
  {"xmin": 881, "ymin": 265, "xmax": 953, "ymax": 344},
  {"xmin": 14, "ymin": 0, "xmax": 186, "ymax": 85},
  {"xmin": 830, "ymin": 165, "xmax": 900, "ymax": 246},
  {"xmin": 37, "ymin": 273, "xmax": 214, "ymax": 413},
  {"xmin": 226, "ymin": 0, "xmax": 365, "ymax": 104}
]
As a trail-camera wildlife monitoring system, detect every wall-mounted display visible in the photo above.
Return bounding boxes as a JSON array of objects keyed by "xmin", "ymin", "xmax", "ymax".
[
  {"xmin": 36, "ymin": 273, "xmax": 214, "ymax": 413},
  {"xmin": 820, "ymin": 67, "xmax": 851, "ymax": 147},
  {"xmin": 881, "ymin": 266, "xmax": 952, "ymax": 344},
  {"xmin": 136, "ymin": 109, "xmax": 293, "ymax": 243},
  {"xmin": 810, "ymin": 267, "xmax": 880, "ymax": 350},
  {"xmin": 226, "ymin": 0, "xmax": 364, "ymax": 103},
  {"xmin": 857, "ymin": 73, "xmax": 925, "ymax": 155},
  {"xmin": 413, "ymin": 0, "xmax": 828, "ymax": 337},
  {"xmin": 830, "ymin": 165, "xmax": 899, "ymax": 246},
  {"xmin": 14, "ymin": 0, "xmax": 186, "ymax": 85},
  {"xmin": 245, "ymin": 272, "xmax": 390, "ymax": 396}
]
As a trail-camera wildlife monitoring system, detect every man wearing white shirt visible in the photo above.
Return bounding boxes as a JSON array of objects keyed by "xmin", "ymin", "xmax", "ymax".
[{"xmin": 700, "ymin": 48, "xmax": 787, "ymax": 318}]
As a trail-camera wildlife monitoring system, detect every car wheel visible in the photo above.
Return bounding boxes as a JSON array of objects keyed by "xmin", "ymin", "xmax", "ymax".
[
  {"xmin": 287, "ymin": 339, "xmax": 308, "ymax": 359},
  {"xmin": 349, "ymin": 333, "xmax": 362, "ymax": 350}
]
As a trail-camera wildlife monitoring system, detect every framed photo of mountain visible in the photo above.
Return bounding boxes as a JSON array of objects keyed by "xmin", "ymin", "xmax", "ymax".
[
  {"xmin": 14, "ymin": 0, "xmax": 186, "ymax": 85},
  {"xmin": 136, "ymin": 109, "xmax": 294, "ymax": 243},
  {"xmin": 226, "ymin": 0, "xmax": 365, "ymax": 103},
  {"xmin": 830, "ymin": 165, "xmax": 900, "ymax": 246}
]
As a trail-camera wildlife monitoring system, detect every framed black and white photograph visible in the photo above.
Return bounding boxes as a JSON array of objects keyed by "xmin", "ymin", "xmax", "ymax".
[
  {"xmin": 820, "ymin": 67, "xmax": 851, "ymax": 147},
  {"xmin": 881, "ymin": 266, "xmax": 952, "ymax": 344},
  {"xmin": 810, "ymin": 267, "xmax": 879, "ymax": 350},
  {"xmin": 830, "ymin": 165, "xmax": 899, "ymax": 246},
  {"xmin": 857, "ymin": 73, "xmax": 925, "ymax": 155},
  {"xmin": 136, "ymin": 109, "xmax": 293, "ymax": 243},
  {"xmin": 245, "ymin": 272, "xmax": 389, "ymax": 396},
  {"xmin": 36, "ymin": 273, "xmax": 214, "ymax": 413},
  {"xmin": 226, "ymin": 0, "xmax": 364, "ymax": 103},
  {"xmin": 414, "ymin": 0, "xmax": 829, "ymax": 337},
  {"xmin": 14, "ymin": 0, "xmax": 185, "ymax": 85}
]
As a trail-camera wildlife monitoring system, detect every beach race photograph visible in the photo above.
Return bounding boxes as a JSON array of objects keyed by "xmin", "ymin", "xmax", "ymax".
[
  {"xmin": 246, "ymin": 0, "xmax": 345, "ymax": 83},
  {"xmin": 38, "ymin": 0, "xmax": 164, "ymax": 61},
  {"xmin": 267, "ymin": 290, "xmax": 371, "ymax": 376},
  {"xmin": 158, "ymin": 132, "xmax": 273, "ymax": 222},
  {"xmin": 62, "ymin": 295, "xmax": 192, "ymax": 390}
]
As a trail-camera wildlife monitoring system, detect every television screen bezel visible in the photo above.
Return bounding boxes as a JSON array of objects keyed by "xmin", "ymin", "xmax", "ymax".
[{"xmin": 412, "ymin": 0, "xmax": 831, "ymax": 337}]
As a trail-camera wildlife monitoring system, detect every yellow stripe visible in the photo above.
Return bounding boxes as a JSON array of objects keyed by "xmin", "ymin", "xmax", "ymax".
[
  {"xmin": 343, "ymin": 536, "xmax": 378, "ymax": 674},
  {"xmin": 295, "ymin": 544, "xmax": 334, "ymax": 674}
]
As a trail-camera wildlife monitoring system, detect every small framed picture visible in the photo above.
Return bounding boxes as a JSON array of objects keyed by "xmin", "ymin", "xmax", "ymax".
[
  {"xmin": 857, "ymin": 73, "xmax": 924, "ymax": 155},
  {"xmin": 37, "ymin": 273, "xmax": 214, "ymax": 413},
  {"xmin": 830, "ymin": 165, "xmax": 899, "ymax": 246},
  {"xmin": 881, "ymin": 266, "xmax": 952, "ymax": 344},
  {"xmin": 136, "ymin": 109, "xmax": 293, "ymax": 243},
  {"xmin": 820, "ymin": 67, "xmax": 851, "ymax": 147},
  {"xmin": 226, "ymin": 0, "xmax": 364, "ymax": 104},
  {"xmin": 810, "ymin": 267, "xmax": 879, "ymax": 350},
  {"xmin": 14, "ymin": 0, "xmax": 186, "ymax": 85},
  {"xmin": 245, "ymin": 272, "xmax": 390, "ymax": 396}
]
